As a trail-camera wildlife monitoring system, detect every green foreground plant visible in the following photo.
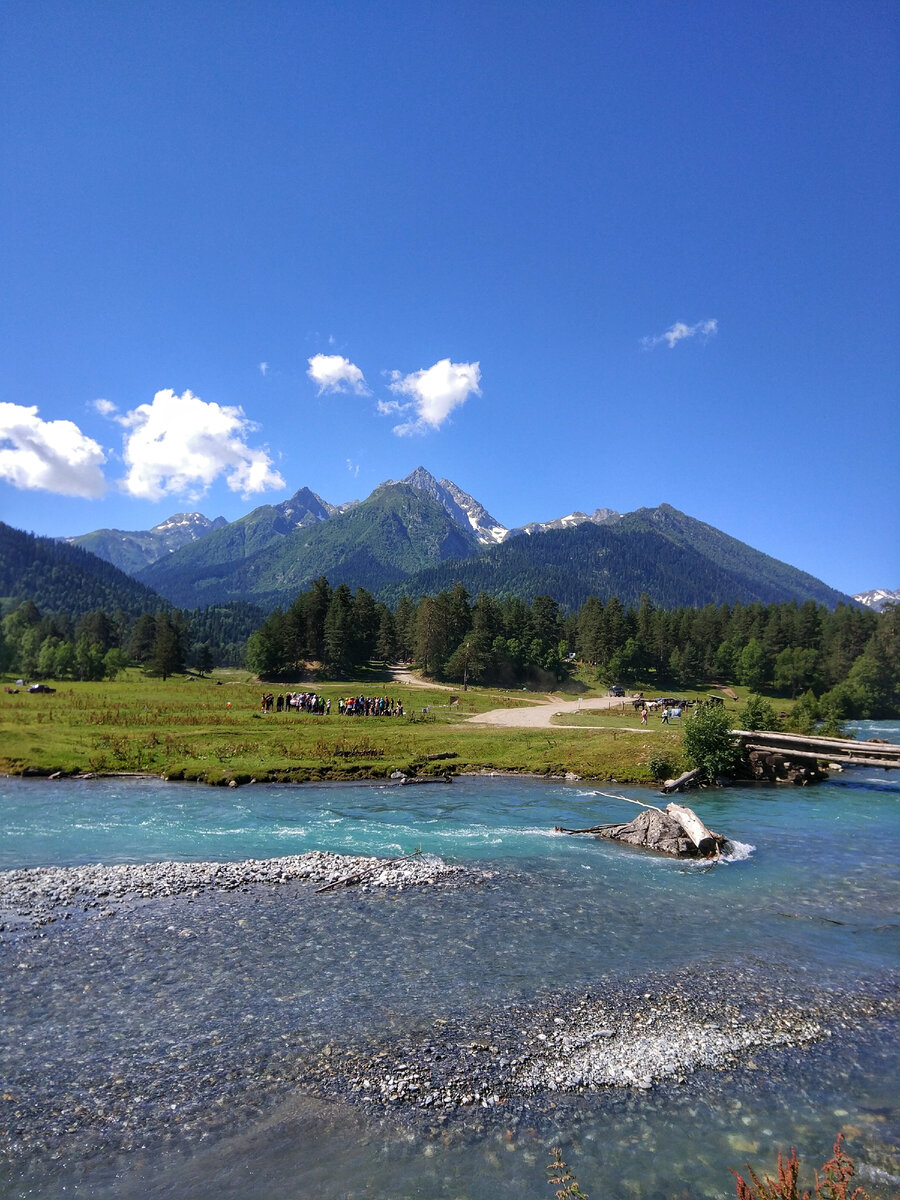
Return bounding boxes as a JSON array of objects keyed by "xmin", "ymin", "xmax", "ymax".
[{"xmin": 547, "ymin": 1148, "xmax": 590, "ymax": 1199}]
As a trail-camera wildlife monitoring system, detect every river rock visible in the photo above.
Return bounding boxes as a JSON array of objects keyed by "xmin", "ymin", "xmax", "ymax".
[{"xmin": 597, "ymin": 809, "xmax": 695, "ymax": 857}]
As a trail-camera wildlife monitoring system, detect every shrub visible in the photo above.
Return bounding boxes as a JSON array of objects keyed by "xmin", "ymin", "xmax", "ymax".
[
  {"xmin": 647, "ymin": 752, "xmax": 678, "ymax": 781},
  {"xmin": 739, "ymin": 694, "xmax": 780, "ymax": 732},
  {"xmin": 682, "ymin": 700, "xmax": 740, "ymax": 782}
]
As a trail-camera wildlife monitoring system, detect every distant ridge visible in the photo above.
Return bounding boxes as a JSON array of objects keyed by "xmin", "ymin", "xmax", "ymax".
[
  {"xmin": 51, "ymin": 468, "xmax": 858, "ymax": 613},
  {"xmin": 384, "ymin": 502, "xmax": 853, "ymax": 611},
  {"xmin": 64, "ymin": 512, "xmax": 228, "ymax": 574}
]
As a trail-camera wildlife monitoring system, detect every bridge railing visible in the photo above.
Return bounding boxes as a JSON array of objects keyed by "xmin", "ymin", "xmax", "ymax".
[{"xmin": 731, "ymin": 728, "xmax": 900, "ymax": 769}]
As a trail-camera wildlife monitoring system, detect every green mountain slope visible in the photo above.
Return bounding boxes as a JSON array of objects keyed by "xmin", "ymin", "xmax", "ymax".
[
  {"xmin": 140, "ymin": 483, "xmax": 481, "ymax": 608},
  {"xmin": 383, "ymin": 505, "xmax": 852, "ymax": 610},
  {"xmin": 0, "ymin": 522, "xmax": 168, "ymax": 619},
  {"xmin": 124, "ymin": 473, "xmax": 854, "ymax": 614},
  {"xmin": 135, "ymin": 487, "xmax": 336, "ymax": 600}
]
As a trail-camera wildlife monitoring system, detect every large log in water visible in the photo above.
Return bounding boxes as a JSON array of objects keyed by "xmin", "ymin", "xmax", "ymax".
[
  {"xmin": 595, "ymin": 808, "xmax": 695, "ymax": 856},
  {"xmin": 555, "ymin": 802, "xmax": 729, "ymax": 859},
  {"xmin": 665, "ymin": 802, "xmax": 719, "ymax": 855}
]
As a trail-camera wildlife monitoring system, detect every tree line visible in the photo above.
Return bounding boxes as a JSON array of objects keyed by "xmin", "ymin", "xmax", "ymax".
[
  {"xmin": 246, "ymin": 579, "xmax": 898, "ymax": 718},
  {"xmin": 3, "ymin": 578, "xmax": 896, "ymax": 719},
  {"xmin": 0, "ymin": 600, "xmax": 261, "ymax": 681}
]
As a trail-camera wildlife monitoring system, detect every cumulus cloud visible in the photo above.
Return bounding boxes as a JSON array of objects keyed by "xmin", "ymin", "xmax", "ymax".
[
  {"xmin": 118, "ymin": 389, "xmax": 284, "ymax": 501},
  {"xmin": 91, "ymin": 398, "xmax": 119, "ymax": 418},
  {"xmin": 642, "ymin": 318, "xmax": 718, "ymax": 350},
  {"xmin": 0, "ymin": 403, "xmax": 107, "ymax": 497},
  {"xmin": 307, "ymin": 353, "xmax": 368, "ymax": 395},
  {"xmin": 386, "ymin": 359, "xmax": 481, "ymax": 436}
]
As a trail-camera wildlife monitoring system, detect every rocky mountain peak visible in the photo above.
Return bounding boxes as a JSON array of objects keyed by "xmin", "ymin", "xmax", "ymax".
[{"xmin": 853, "ymin": 587, "xmax": 900, "ymax": 612}]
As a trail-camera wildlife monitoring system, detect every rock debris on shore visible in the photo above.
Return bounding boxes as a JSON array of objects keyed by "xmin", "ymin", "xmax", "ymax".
[
  {"xmin": 306, "ymin": 982, "xmax": 845, "ymax": 1113},
  {"xmin": 0, "ymin": 850, "xmax": 493, "ymax": 930}
]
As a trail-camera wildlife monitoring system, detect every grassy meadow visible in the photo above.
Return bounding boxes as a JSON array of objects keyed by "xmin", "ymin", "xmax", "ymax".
[{"xmin": 0, "ymin": 668, "xmax": 741, "ymax": 785}]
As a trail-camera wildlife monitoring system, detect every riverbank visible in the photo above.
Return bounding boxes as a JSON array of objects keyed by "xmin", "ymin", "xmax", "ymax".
[{"xmin": 0, "ymin": 675, "xmax": 690, "ymax": 784}]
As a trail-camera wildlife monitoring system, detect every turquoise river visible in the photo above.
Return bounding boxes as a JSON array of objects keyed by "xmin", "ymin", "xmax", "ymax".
[{"xmin": 1, "ymin": 721, "xmax": 898, "ymax": 1199}]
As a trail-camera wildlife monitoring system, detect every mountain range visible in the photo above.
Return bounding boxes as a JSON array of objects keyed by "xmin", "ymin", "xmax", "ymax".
[{"xmin": 44, "ymin": 468, "xmax": 854, "ymax": 614}]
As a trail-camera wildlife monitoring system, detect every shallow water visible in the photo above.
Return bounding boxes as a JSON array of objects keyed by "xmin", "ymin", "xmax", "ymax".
[{"xmin": 1, "ymin": 728, "xmax": 898, "ymax": 1199}]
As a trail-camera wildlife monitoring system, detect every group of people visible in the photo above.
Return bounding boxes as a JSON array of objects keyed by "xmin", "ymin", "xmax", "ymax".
[
  {"xmin": 336, "ymin": 695, "xmax": 404, "ymax": 716},
  {"xmin": 260, "ymin": 691, "xmax": 331, "ymax": 715},
  {"xmin": 259, "ymin": 691, "xmax": 404, "ymax": 717}
]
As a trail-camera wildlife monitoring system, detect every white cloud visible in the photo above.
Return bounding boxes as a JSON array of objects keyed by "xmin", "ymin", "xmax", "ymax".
[
  {"xmin": 307, "ymin": 353, "xmax": 368, "ymax": 395},
  {"xmin": 92, "ymin": 398, "xmax": 119, "ymax": 417},
  {"xmin": 376, "ymin": 398, "xmax": 404, "ymax": 416},
  {"xmin": 387, "ymin": 359, "xmax": 481, "ymax": 436},
  {"xmin": 0, "ymin": 403, "xmax": 107, "ymax": 497},
  {"xmin": 642, "ymin": 318, "xmax": 718, "ymax": 350},
  {"xmin": 259, "ymin": 361, "xmax": 269, "ymax": 377},
  {"xmin": 346, "ymin": 458, "xmax": 360, "ymax": 477},
  {"xmin": 118, "ymin": 389, "xmax": 285, "ymax": 501}
]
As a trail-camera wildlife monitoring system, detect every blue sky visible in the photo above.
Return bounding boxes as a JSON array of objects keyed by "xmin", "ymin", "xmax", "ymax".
[{"xmin": 1, "ymin": 1, "xmax": 897, "ymax": 596}]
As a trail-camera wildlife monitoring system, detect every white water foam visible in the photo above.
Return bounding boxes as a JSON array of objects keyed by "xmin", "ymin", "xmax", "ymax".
[{"xmin": 720, "ymin": 839, "xmax": 755, "ymax": 863}]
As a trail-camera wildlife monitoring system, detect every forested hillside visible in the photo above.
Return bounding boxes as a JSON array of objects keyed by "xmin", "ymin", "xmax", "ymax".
[
  {"xmin": 0, "ymin": 525, "xmax": 263, "ymax": 676},
  {"xmin": 0, "ymin": 522, "xmax": 166, "ymax": 619},
  {"xmin": 386, "ymin": 508, "xmax": 851, "ymax": 610}
]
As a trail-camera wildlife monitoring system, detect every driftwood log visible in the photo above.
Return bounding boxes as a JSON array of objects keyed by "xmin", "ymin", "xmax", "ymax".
[
  {"xmin": 555, "ymin": 801, "xmax": 729, "ymax": 859},
  {"xmin": 315, "ymin": 849, "xmax": 423, "ymax": 892},
  {"xmin": 736, "ymin": 749, "xmax": 828, "ymax": 785},
  {"xmin": 660, "ymin": 767, "xmax": 702, "ymax": 793},
  {"xmin": 665, "ymin": 802, "xmax": 720, "ymax": 855}
]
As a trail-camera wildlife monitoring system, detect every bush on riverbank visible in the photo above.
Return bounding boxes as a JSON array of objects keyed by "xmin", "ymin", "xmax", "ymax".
[{"xmin": 682, "ymin": 700, "xmax": 741, "ymax": 782}]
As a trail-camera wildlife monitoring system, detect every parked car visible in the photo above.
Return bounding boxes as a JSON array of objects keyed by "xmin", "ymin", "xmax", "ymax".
[{"xmin": 28, "ymin": 683, "xmax": 56, "ymax": 694}]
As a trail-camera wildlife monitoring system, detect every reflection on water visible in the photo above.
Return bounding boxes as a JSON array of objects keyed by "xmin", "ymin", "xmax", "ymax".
[{"xmin": 1, "ymin": 767, "xmax": 898, "ymax": 1199}]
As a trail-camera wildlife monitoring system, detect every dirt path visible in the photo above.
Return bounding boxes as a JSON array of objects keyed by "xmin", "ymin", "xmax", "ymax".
[
  {"xmin": 388, "ymin": 667, "xmax": 463, "ymax": 692},
  {"xmin": 465, "ymin": 694, "xmax": 633, "ymax": 729},
  {"xmin": 388, "ymin": 667, "xmax": 639, "ymax": 730}
]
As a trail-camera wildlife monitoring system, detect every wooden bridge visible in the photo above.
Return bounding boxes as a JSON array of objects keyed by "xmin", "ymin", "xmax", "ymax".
[{"xmin": 732, "ymin": 729, "xmax": 900, "ymax": 770}]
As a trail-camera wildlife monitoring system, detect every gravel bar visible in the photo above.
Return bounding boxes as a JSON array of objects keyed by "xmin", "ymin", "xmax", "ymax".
[
  {"xmin": 302, "ymin": 972, "xmax": 899, "ymax": 1120},
  {"xmin": 0, "ymin": 851, "xmax": 494, "ymax": 930}
]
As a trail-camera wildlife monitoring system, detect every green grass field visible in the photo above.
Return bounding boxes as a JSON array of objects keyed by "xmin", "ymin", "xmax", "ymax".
[{"xmin": 0, "ymin": 670, "xmax": 724, "ymax": 785}]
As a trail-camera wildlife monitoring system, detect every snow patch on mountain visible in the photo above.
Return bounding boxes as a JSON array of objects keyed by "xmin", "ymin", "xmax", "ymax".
[
  {"xmin": 392, "ymin": 468, "xmax": 619, "ymax": 546},
  {"xmin": 853, "ymin": 587, "xmax": 900, "ymax": 612},
  {"xmin": 506, "ymin": 508, "xmax": 622, "ymax": 538}
]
